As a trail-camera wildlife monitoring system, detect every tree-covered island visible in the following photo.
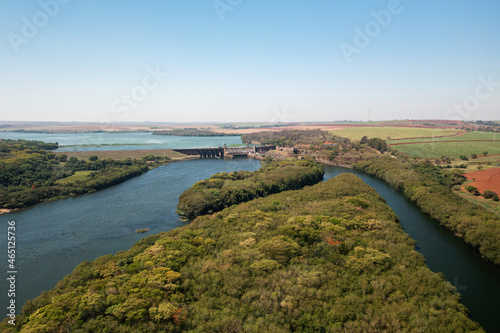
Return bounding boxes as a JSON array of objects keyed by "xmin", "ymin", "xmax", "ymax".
[{"xmin": 0, "ymin": 174, "xmax": 482, "ymax": 332}]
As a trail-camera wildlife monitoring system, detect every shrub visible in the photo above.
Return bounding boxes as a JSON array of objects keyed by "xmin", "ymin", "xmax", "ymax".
[
  {"xmin": 483, "ymin": 190, "xmax": 498, "ymax": 200},
  {"xmin": 465, "ymin": 185, "xmax": 477, "ymax": 193}
]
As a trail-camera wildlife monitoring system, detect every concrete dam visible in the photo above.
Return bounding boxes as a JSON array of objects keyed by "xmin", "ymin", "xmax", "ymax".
[{"xmin": 172, "ymin": 145, "xmax": 276, "ymax": 159}]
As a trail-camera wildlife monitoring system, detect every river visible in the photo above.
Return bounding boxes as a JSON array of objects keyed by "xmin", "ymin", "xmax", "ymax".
[
  {"xmin": 0, "ymin": 159, "xmax": 260, "ymax": 317},
  {"xmin": 323, "ymin": 166, "xmax": 500, "ymax": 333},
  {"xmin": 0, "ymin": 133, "xmax": 499, "ymax": 331}
]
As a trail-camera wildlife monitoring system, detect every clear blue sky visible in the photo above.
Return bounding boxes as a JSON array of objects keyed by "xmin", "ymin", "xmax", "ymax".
[{"xmin": 1, "ymin": 0, "xmax": 499, "ymax": 123}]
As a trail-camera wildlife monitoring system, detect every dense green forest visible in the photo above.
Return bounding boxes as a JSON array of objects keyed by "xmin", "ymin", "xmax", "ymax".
[
  {"xmin": 153, "ymin": 128, "xmax": 238, "ymax": 137},
  {"xmin": 354, "ymin": 156, "xmax": 500, "ymax": 266},
  {"xmin": 176, "ymin": 159, "xmax": 325, "ymax": 220},
  {"xmin": 0, "ymin": 139, "xmax": 170, "ymax": 209},
  {"xmin": 1, "ymin": 174, "xmax": 482, "ymax": 332}
]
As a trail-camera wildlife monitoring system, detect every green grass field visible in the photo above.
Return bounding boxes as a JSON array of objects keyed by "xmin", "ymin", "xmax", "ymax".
[
  {"xmin": 392, "ymin": 141, "xmax": 500, "ymax": 159},
  {"xmin": 455, "ymin": 187, "xmax": 500, "ymax": 216},
  {"xmin": 474, "ymin": 155, "xmax": 500, "ymax": 164},
  {"xmin": 55, "ymin": 171, "xmax": 93, "ymax": 184},
  {"xmin": 388, "ymin": 131, "xmax": 499, "ymax": 144},
  {"xmin": 331, "ymin": 127, "xmax": 462, "ymax": 141}
]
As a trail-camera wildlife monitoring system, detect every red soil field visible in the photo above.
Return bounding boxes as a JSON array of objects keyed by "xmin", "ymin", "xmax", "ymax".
[{"xmin": 464, "ymin": 168, "xmax": 500, "ymax": 195}]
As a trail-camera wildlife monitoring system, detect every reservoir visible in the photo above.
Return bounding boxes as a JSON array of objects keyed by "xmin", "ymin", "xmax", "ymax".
[
  {"xmin": 0, "ymin": 143, "xmax": 499, "ymax": 331},
  {"xmin": 0, "ymin": 132, "xmax": 243, "ymax": 151}
]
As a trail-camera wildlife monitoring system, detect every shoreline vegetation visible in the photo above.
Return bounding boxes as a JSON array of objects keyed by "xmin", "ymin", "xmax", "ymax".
[
  {"xmin": 240, "ymin": 129, "xmax": 500, "ymax": 266},
  {"xmin": 1, "ymin": 174, "xmax": 482, "ymax": 332},
  {"xmin": 0, "ymin": 140, "xmax": 176, "ymax": 212},
  {"xmin": 176, "ymin": 158, "xmax": 325, "ymax": 220},
  {"xmin": 354, "ymin": 156, "xmax": 500, "ymax": 266},
  {"xmin": 2, "ymin": 128, "xmax": 499, "ymax": 330},
  {"xmin": 53, "ymin": 149, "xmax": 194, "ymax": 162},
  {"xmin": 4, "ymin": 132, "xmax": 499, "ymax": 268}
]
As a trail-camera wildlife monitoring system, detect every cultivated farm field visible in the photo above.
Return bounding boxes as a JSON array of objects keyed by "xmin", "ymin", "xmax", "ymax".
[
  {"xmin": 456, "ymin": 168, "xmax": 500, "ymax": 216},
  {"xmin": 330, "ymin": 126, "xmax": 462, "ymax": 141},
  {"xmin": 465, "ymin": 168, "xmax": 500, "ymax": 195},
  {"xmin": 389, "ymin": 131, "xmax": 500, "ymax": 159},
  {"xmin": 391, "ymin": 141, "xmax": 500, "ymax": 159},
  {"xmin": 388, "ymin": 131, "xmax": 499, "ymax": 144}
]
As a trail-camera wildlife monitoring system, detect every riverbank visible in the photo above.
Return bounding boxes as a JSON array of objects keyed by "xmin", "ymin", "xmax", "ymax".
[
  {"xmin": 0, "ymin": 158, "xmax": 263, "ymax": 319},
  {"xmin": 354, "ymin": 156, "xmax": 500, "ymax": 267},
  {"xmin": 0, "ymin": 209, "xmax": 16, "ymax": 215},
  {"xmin": 315, "ymin": 156, "xmax": 354, "ymax": 169},
  {"xmin": 53, "ymin": 149, "xmax": 194, "ymax": 161},
  {"xmin": 4, "ymin": 173, "xmax": 483, "ymax": 332},
  {"xmin": 1, "ymin": 139, "xmax": 192, "ymax": 212},
  {"xmin": 3, "ymin": 132, "xmax": 499, "ymax": 331}
]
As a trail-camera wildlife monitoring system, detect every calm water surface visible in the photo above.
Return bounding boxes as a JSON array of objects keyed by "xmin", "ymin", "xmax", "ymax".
[
  {"xmin": 0, "ymin": 159, "xmax": 260, "ymax": 312},
  {"xmin": 0, "ymin": 132, "xmax": 243, "ymax": 151},
  {"xmin": 324, "ymin": 166, "xmax": 500, "ymax": 333}
]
